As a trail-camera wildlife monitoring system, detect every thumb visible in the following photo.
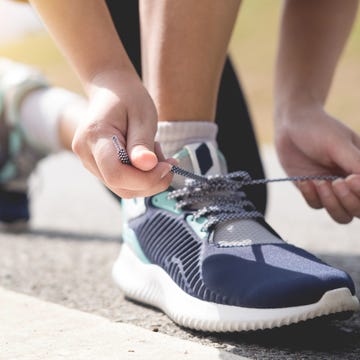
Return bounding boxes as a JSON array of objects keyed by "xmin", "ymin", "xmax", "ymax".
[{"xmin": 126, "ymin": 119, "xmax": 158, "ymax": 171}]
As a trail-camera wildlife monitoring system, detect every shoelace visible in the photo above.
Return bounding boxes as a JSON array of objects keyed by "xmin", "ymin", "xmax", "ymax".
[
  {"xmin": 167, "ymin": 172, "xmax": 264, "ymax": 230},
  {"xmin": 113, "ymin": 135, "xmax": 341, "ymax": 230}
]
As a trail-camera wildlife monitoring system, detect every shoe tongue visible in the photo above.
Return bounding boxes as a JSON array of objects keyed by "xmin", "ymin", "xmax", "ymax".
[{"xmin": 171, "ymin": 142, "xmax": 227, "ymax": 189}]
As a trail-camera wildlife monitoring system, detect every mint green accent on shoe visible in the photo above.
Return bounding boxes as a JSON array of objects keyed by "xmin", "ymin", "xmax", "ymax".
[
  {"xmin": 9, "ymin": 130, "xmax": 22, "ymax": 157},
  {"xmin": 173, "ymin": 148, "xmax": 189, "ymax": 161},
  {"xmin": 186, "ymin": 215, "xmax": 208, "ymax": 240},
  {"xmin": 122, "ymin": 223, "xmax": 151, "ymax": 264},
  {"xmin": 151, "ymin": 191, "xmax": 182, "ymax": 215},
  {"xmin": 0, "ymin": 162, "xmax": 16, "ymax": 183},
  {"xmin": 217, "ymin": 150, "xmax": 226, "ymax": 165}
]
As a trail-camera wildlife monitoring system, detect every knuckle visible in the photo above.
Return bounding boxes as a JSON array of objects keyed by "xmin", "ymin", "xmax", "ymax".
[
  {"xmin": 83, "ymin": 122, "xmax": 102, "ymax": 143},
  {"xmin": 71, "ymin": 128, "xmax": 85, "ymax": 155},
  {"xmin": 71, "ymin": 137, "xmax": 81, "ymax": 155},
  {"xmin": 72, "ymin": 122, "xmax": 104, "ymax": 154}
]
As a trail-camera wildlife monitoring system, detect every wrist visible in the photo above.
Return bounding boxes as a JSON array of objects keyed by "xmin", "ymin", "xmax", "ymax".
[
  {"xmin": 274, "ymin": 94, "xmax": 324, "ymax": 127},
  {"xmin": 85, "ymin": 66, "xmax": 141, "ymax": 97}
]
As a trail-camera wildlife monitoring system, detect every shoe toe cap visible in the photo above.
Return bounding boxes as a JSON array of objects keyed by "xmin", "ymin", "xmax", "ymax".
[{"xmin": 202, "ymin": 244, "xmax": 355, "ymax": 308}]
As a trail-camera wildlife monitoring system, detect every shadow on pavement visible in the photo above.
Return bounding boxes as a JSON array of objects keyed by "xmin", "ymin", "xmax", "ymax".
[{"xmin": 202, "ymin": 315, "xmax": 360, "ymax": 359}]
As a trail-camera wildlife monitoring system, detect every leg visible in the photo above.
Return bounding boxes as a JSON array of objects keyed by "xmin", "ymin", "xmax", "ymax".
[
  {"xmin": 140, "ymin": 0, "xmax": 240, "ymax": 122},
  {"xmin": 18, "ymin": 86, "xmax": 86, "ymax": 152},
  {"xmin": 139, "ymin": 0, "xmax": 268, "ymax": 211},
  {"xmin": 0, "ymin": 59, "xmax": 86, "ymax": 223}
]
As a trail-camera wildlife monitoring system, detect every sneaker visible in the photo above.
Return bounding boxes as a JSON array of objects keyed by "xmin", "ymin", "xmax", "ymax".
[
  {"xmin": 113, "ymin": 141, "xmax": 359, "ymax": 331},
  {"xmin": 0, "ymin": 58, "xmax": 48, "ymax": 225}
]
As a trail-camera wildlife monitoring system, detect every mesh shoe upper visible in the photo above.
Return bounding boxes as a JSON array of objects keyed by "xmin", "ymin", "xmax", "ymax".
[{"xmin": 123, "ymin": 142, "xmax": 356, "ymax": 308}]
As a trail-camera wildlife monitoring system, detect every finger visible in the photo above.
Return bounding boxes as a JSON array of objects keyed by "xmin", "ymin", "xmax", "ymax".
[
  {"xmin": 346, "ymin": 174, "xmax": 360, "ymax": 196},
  {"xmin": 154, "ymin": 142, "xmax": 179, "ymax": 167},
  {"xmin": 93, "ymin": 137, "xmax": 172, "ymax": 190},
  {"xmin": 109, "ymin": 172, "xmax": 174, "ymax": 199},
  {"xmin": 297, "ymin": 180, "xmax": 323, "ymax": 209},
  {"xmin": 99, "ymin": 156, "xmax": 173, "ymax": 191},
  {"xmin": 127, "ymin": 118, "xmax": 158, "ymax": 171},
  {"xmin": 83, "ymin": 154, "xmax": 104, "ymax": 180},
  {"xmin": 315, "ymin": 180, "xmax": 353, "ymax": 224},
  {"xmin": 73, "ymin": 148, "xmax": 103, "ymax": 179},
  {"xmin": 331, "ymin": 142, "xmax": 360, "ymax": 175},
  {"xmin": 71, "ymin": 133, "xmax": 104, "ymax": 179},
  {"xmin": 333, "ymin": 179, "xmax": 360, "ymax": 218},
  {"xmin": 154, "ymin": 141, "xmax": 166, "ymax": 162},
  {"xmin": 352, "ymin": 133, "xmax": 360, "ymax": 149}
]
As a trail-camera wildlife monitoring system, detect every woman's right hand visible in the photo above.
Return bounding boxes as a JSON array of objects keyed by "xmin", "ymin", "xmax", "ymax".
[{"xmin": 72, "ymin": 70, "xmax": 174, "ymax": 198}]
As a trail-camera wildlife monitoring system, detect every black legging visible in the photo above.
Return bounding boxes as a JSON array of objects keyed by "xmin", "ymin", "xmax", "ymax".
[{"xmin": 106, "ymin": 1, "xmax": 267, "ymax": 214}]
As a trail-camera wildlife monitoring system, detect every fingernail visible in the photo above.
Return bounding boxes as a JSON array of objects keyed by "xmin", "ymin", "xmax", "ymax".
[
  {"xmin": 316, "ymin": 180, "xmax": 331, "ymax": 197},
  {"xmin": 334, "ymin": 180, "xmax": 350, "ymax": 197},
  {"xmin": 161, "ymin": 164, "xmax": 172, "ymax": 179},
  {"xmin": 315, "ymin": 180, "xmax": 326, "ymax": 187},
  {"xmin": 298, "ymin": 181, "xmax": 310, "ymax": 191}
]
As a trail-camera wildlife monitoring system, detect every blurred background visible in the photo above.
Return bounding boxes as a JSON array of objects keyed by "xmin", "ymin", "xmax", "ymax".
[{"xmin": 1, "ymin": 0, "xmax": 359, "ymax": 144}]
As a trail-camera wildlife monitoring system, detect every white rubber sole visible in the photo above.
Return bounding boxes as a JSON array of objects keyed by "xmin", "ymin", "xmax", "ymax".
[{"xmin": 113, "ymin": 244, "xmax": 360, "ymax": 332}]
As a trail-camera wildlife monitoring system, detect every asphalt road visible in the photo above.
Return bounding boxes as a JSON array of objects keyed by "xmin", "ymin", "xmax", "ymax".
[{"xmin": 1, "ymin": 149, "xmax": 360, "ymax": 360}]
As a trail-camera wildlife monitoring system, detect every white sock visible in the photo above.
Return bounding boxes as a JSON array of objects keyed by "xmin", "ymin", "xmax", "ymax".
[
  {"xmin": 155, "ymin": 121, "xmax": 218, "ymax": 158},
  {"xmin": 19, "ymin": 87, "xmax": 85, "ymax": 153}
]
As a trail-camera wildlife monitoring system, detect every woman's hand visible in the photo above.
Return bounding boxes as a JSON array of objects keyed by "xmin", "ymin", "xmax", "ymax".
[
  {"xmin": 72, "ymin": 70, "xmax": 174, "ymax": 198},
  {"xmin": 275, "ymin": 105, "xmax": 360, "ymax": 223}
]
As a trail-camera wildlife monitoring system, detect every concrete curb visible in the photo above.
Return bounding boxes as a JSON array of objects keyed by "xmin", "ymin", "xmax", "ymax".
[{"xmin": 0, "ymin": 288, "xmax": 248, "ymax": 360}]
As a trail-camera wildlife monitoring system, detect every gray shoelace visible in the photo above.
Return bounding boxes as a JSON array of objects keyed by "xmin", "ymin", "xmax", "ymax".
[
  {"xmin": 168, "ymin": 172, "xmax": 264, "ymax": 230},
  {"xmin": 113, "ymin": 135, "xmax": 341, "ymax": 230}
]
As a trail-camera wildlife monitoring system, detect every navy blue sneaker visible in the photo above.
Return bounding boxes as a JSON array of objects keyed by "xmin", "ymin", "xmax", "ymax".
[
  {"xmin": 113, "ymin": 142, "xmax": 359, "ymax": 331},
  {"xmin": 0, "ymin": 59, "xmax": 48, "ymax": 226}
]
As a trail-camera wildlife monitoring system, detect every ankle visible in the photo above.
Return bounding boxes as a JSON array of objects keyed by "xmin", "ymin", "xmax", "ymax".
[{"xmin": 155, "ymin": 121, "xmax": 218, "ymax": 158}]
